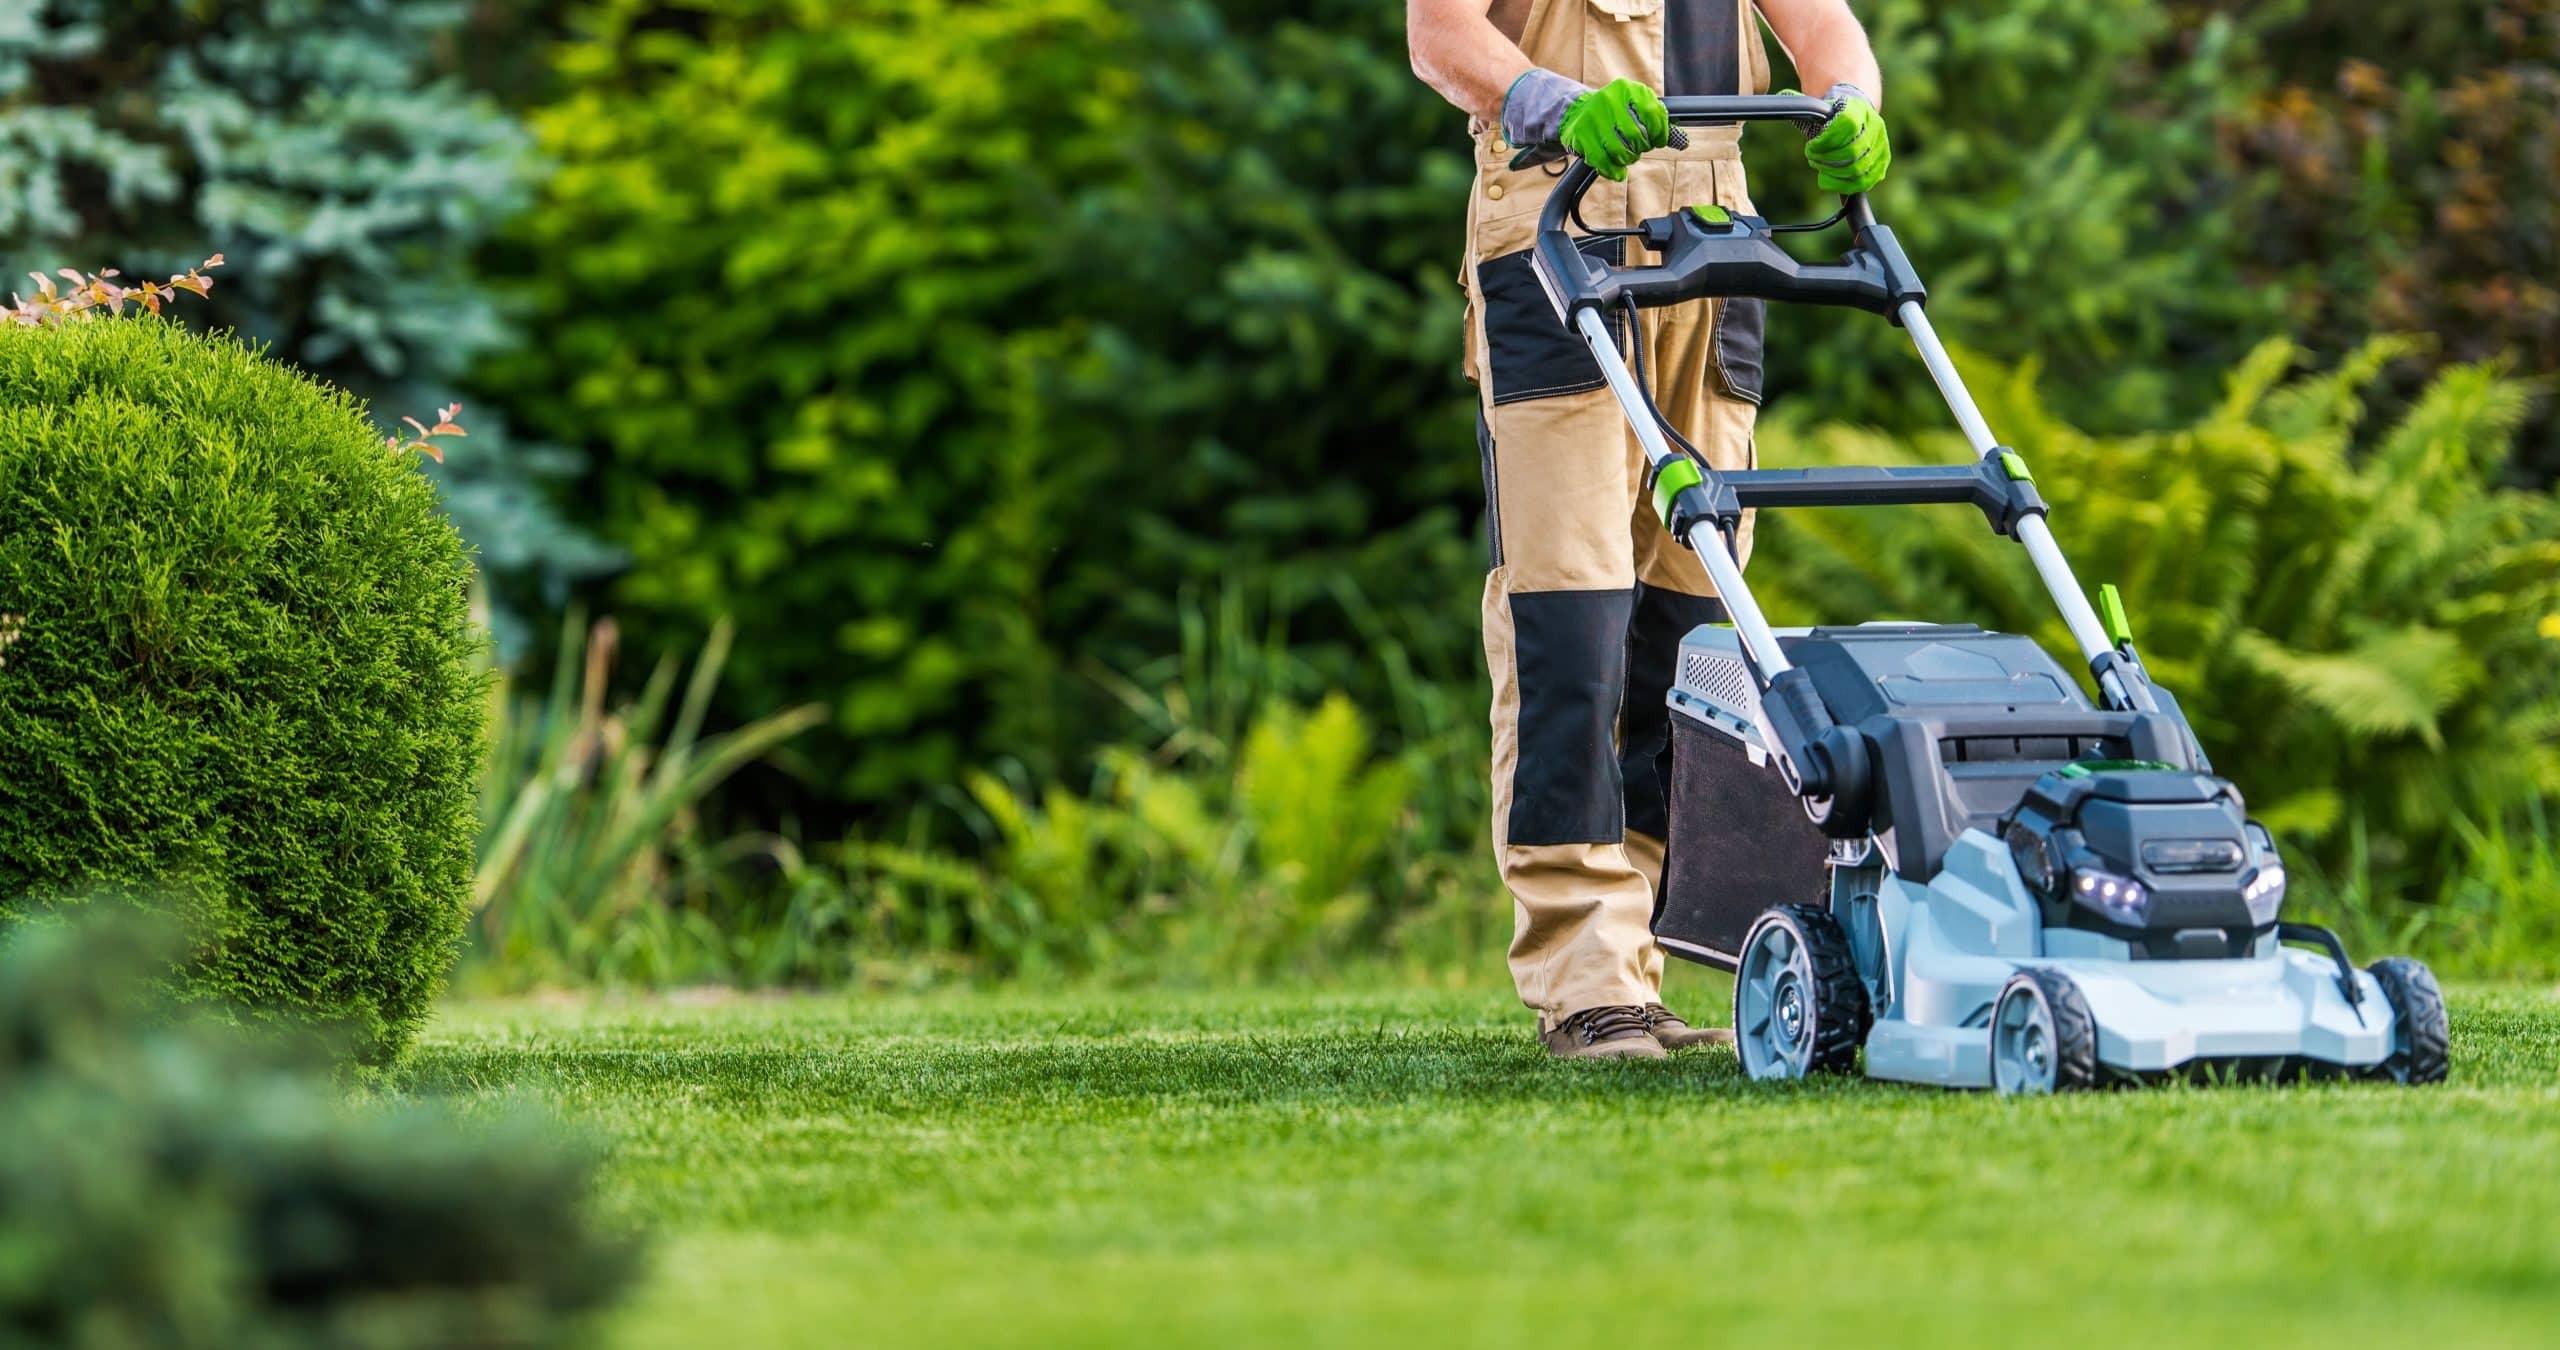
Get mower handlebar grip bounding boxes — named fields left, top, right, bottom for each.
left=1662, top=93, right=1837, bottom=130
left=1530, top=94, right=1912, bottom=323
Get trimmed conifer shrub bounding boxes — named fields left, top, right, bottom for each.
left=0, top=317, right=483, bottom=1065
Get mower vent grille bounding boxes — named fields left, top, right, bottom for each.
left=1680, top=650, right=1754, bottom=712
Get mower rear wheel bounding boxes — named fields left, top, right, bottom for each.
left=1990, top=968, right=2098, bottom=1095
left=1733, top=904, right=1870, bottom=1080
left=2364, top=957, right=2450, bottom=1085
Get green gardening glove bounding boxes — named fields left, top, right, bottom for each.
left=1559, top=77, right=1673, bottom=181
left=1795, top=83, right=1891, bottom=195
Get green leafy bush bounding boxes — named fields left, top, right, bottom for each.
left=483, top=0, right=1482, bottom=815
left=1753, top=339, right=2560, bottom=878
left=0, top=916, right=636, bottom=1348
left=853, top=689, right=1489, bottom=981
left=1036, top=0, right=1481, bottom=709
left=0, top=0, right=617, bottom=643
left=0, top=318, right=484, bottom=1064
left=481, top=0, right=1127, bottom=807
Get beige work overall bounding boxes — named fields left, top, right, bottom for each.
left=1463, top=0, right=1772, bottom=1028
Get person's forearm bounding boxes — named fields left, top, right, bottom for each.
left=1762, top=0, right=1882, bottom=106
left=1407, top=0, right=1536, bottom=126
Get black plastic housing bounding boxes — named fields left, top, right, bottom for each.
left=1775, top=624, right=2203, bottom=876
left=2000, top=766, right=2283, bottom=958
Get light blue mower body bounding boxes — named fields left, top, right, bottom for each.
left=1654, top=624, right=2440, bottom=1093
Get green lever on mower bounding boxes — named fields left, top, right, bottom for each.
left=2097, top=583, right=2134, bottom=649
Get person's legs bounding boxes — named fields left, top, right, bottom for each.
left=1463, top=138, right=1758, bottom=1055
left=1478, top=387, right=1663, bottom=1045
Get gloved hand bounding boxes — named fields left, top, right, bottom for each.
left=1795, top=83, right=1891, bottom=194
left=1502, top=70, right=1671, bottom=181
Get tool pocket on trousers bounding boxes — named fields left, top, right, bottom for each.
left=1477, top=238, right=1626, bottom=407
left=1712, top=295, right=1766, bottom=404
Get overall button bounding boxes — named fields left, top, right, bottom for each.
left=1486, top=182, right=1506, bottom=201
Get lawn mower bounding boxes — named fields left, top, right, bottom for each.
left=1532, top=94, right=2451, bottom=1092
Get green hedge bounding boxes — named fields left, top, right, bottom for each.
left=0, top=319, right=483, bottom=1065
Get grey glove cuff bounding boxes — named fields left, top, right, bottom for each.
left=1501, top=67, right=1589, bottom=148
left=1805, top=83, right=1870, bottom=137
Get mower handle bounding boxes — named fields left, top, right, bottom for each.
left=1529, top=94, right=1924, bottom=324
left=1665, top=92, right=1839, bottom=130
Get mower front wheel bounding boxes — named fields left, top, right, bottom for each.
left=1733, top=904, right=1870, bottom=1080
left=2364, top=957, right=2450, bottom=1085
left=1990, top=968, right=2098, bottom=1095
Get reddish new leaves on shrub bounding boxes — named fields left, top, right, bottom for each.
left=10, top=254, right=461, bottom=466
left=6, top=257, right=224, bottom=326
left=386, top=403, right=467, bottom=464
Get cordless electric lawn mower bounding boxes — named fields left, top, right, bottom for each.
left=1533, top=94, right=2452, bottom=1093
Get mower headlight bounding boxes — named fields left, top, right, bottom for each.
left=2073, top=866, right=2149, bottom=923
left=2242, top=864, right=2286, bottom=907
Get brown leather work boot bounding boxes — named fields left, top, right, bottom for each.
left=1541, top=1005, right=1667, bottom=1060
left=1642, top=1003, right=1737, bottom=1050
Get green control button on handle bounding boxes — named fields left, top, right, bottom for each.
left=2098, top=583, right=2134, bottom=648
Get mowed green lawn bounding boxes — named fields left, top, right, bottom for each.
left=415, top=982, right=2560, bottom=1349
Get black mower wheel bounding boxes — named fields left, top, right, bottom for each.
left=1989, top=968, right=2098, bottom=1095
left=2364, top=957, right=2450, bottom=1085
left=1733, top=903, right=1870, bottom=1080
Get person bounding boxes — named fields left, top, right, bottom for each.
left=1406, top=0, right=1892, bottom=1059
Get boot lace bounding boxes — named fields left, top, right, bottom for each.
left=1565, top=1004, right=1652, bottom=1045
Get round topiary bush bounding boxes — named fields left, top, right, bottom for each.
left=0, top=317, right=482, bottom=1064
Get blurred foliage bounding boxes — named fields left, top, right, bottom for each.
left=2212, top=0, right=2560, bottom=476
left=480, top=0, right=1478, bottom=816
left=1039, top=0, right=1480, bottom=712
left=1753, top=341, right=2560, bottom=880
left=850, top=692, right=1480, bottom=981
left=0, top=916, right=636, bottom=1348
left=460, top=584, right=1493, bottom=988
left=1743, top=0, right=2275, bottom=432
left=0, top=318, right=484, bottom=1067
left=467, top=611, right=825, bottom=991
left=480, top=0, right=1119, bottom=810
left=0, top=0, right=617, bottom=649
left=450, top=0, right=2560, bottom=980
left=849, top=585, right=1494, bottom=982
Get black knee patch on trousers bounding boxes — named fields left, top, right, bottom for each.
left=1621, top=584, right=1730, bottom=840
left=1507, top=588, right=1637, bottom=846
